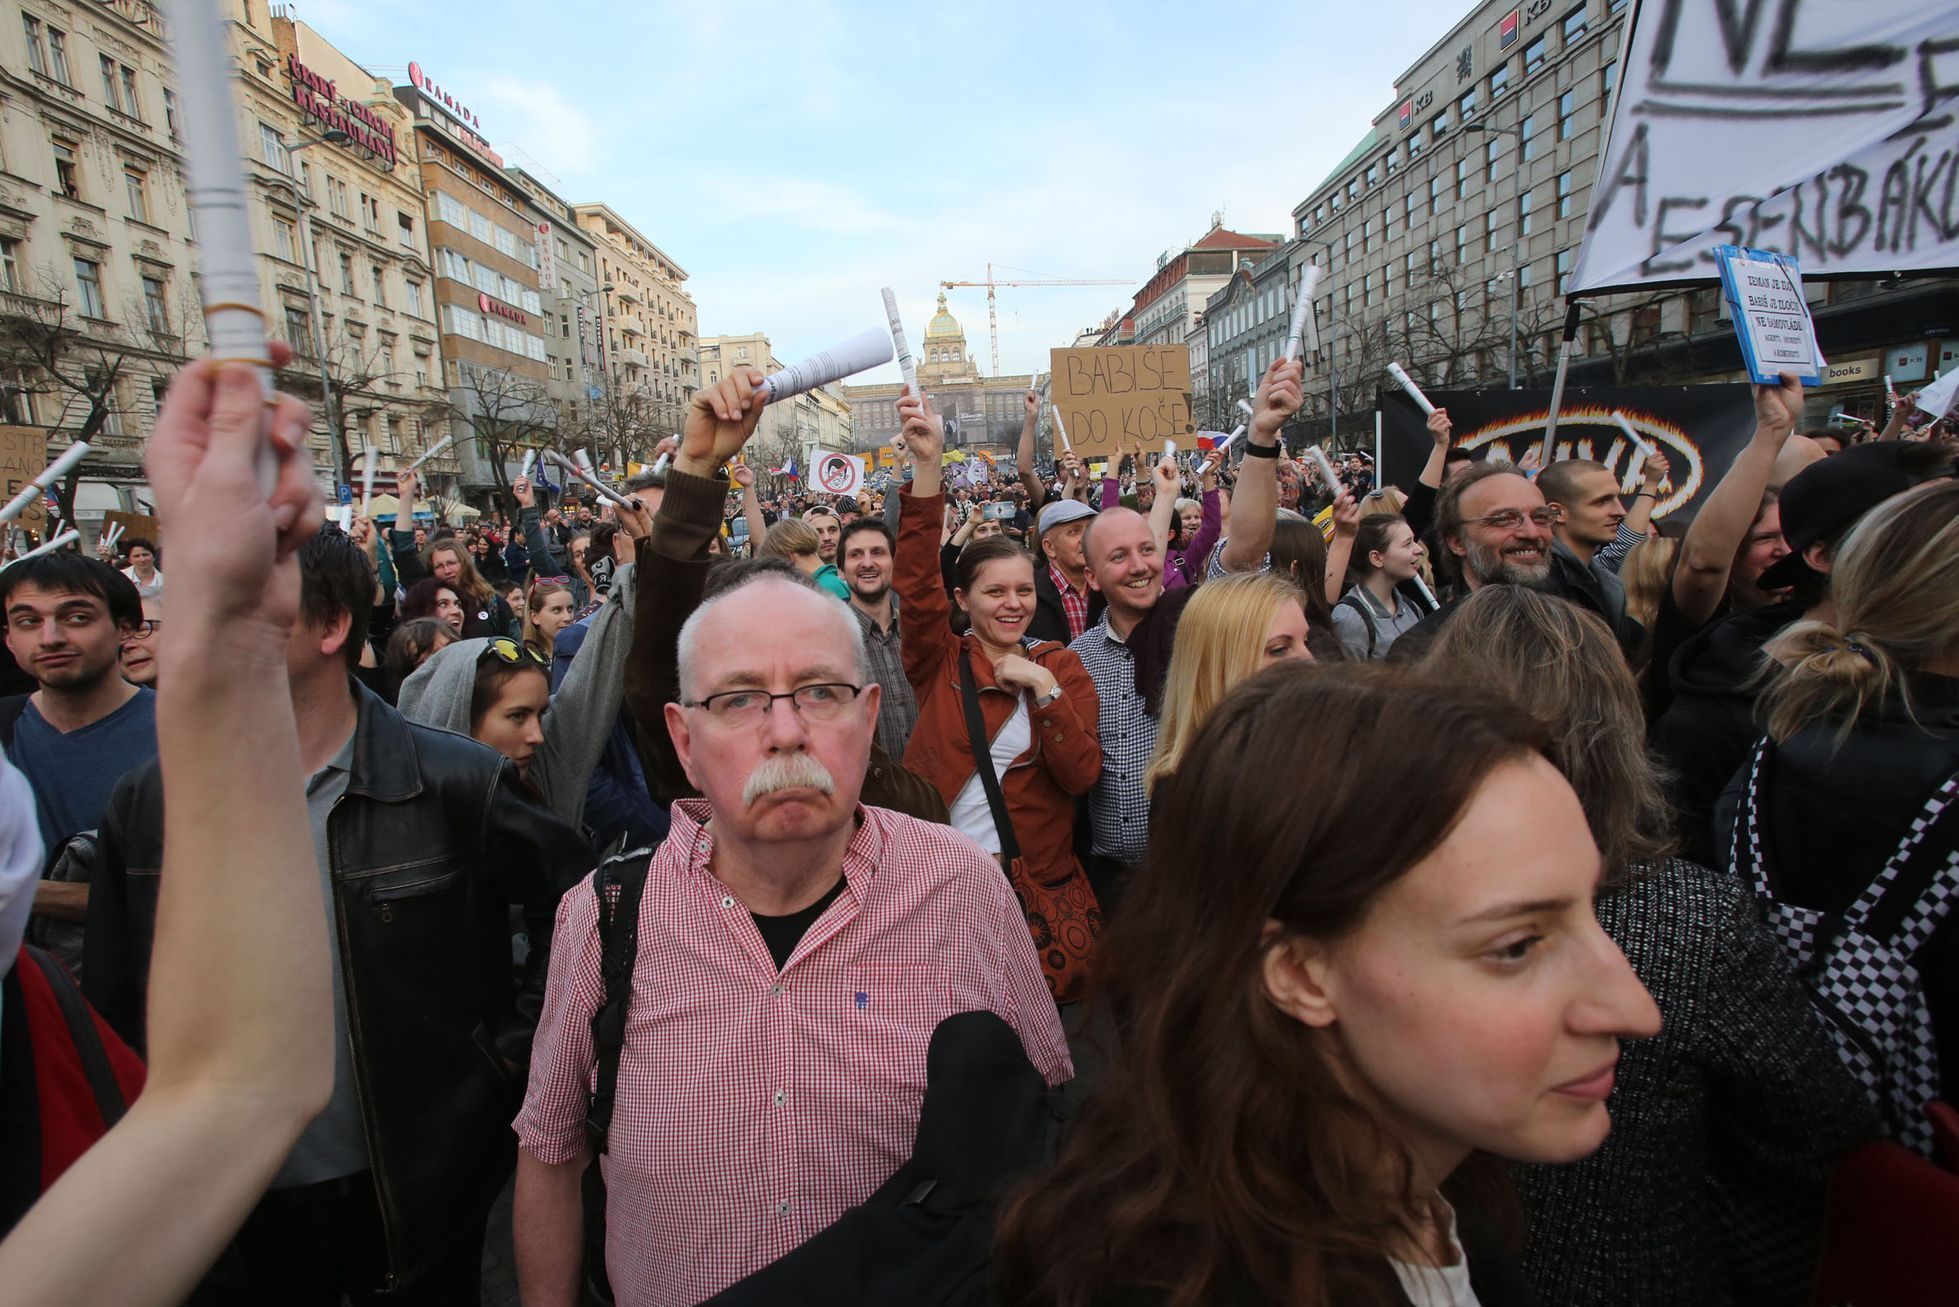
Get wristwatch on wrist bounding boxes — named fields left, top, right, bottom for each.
left=1033, top=682, right=1064, bottom=708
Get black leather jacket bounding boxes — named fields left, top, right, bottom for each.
left=84, top=682, right=591, bottom=1285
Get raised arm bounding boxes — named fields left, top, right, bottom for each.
left=1148, top=455, right=1179, bottom=558
left=0, top=355, right=330, bottom=1307
left=1323, top=488, right=1360, bottom=605
left=1218, top=357, right=1300, bottom=573
left=734, top=462, right=767, bottom=550
left=389, top=468, right=427, bottom=585
left=1016, top=387, right=1045, bottom=503
left=895, top=387, right=957, bottom=691
left=1598, top=448, right=1669, bottom=574
left=1672, top=375, right=1803, bottom=629
left=622, top=370, right=767, bottom=805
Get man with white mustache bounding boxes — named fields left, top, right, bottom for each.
left=512, top=372, right=1070, bottom=1307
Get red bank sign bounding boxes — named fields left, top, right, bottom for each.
left=286, top=55, right=398, bottom=168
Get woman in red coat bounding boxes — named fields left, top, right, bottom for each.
left=893, top=389, right=1102, bottom=999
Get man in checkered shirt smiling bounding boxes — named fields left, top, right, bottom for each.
left=511, top=369, right=1071, bottom=1307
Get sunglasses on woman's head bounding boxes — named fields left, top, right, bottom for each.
left=482, top=637, right=549, bottom=668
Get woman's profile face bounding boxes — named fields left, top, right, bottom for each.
left=1274, top=755, right=1658, bottom=1176
left=474, top=669, right=549, bottom=776
left=1376, top=522, right=1423, bottom=583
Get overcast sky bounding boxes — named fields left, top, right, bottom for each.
left=298, top=0, right=1474, bottom=382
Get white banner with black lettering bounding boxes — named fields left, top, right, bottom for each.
left=1568, top=0, right=1959, bottom=296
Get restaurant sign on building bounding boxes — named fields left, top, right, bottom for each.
left=285, top=55, right=398, bottom=168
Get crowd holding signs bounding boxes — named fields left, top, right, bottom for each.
left=0, top=1, right=1957, bottom=1306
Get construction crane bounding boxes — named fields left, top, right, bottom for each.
left=940, top=263, right=1132, bottom=376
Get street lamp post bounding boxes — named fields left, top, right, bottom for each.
left=1464, top=123, right=1526, bottom=390
left=280, top=131, right=351, bottom=484
left=1303, top=239, right=1337, bottom=443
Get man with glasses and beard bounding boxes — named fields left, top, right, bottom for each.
left=1391, top=462, right=1641, bottom=661
left=512, top=375, right=1069, bottom=1307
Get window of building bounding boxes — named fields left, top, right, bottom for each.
left=1406, top=192, right=1419, bottom=223
left=1430, top=110, right=1450, bottom=141
left=1524, top=35, right=1548, bottom=75
left=1459, top=89, right=1477, bottom=121
left=1409, top=128, right=1425, bottom=158
left=1520, top=113, right=1538, bottom=162
left=1485, top=138, right=1502, bottom=184
left=141, top=275, right=168, bottom=332
left=101, top=56, right=123, bottom=112
left=338, top=252, right=354, bottom=295
left=1490, top=63, right=1510, bottom=100
left=0, top=238, right=19, bottom=292
left=1429, top=237, right=1443, bottom=269
left=1518, top=262, right=1534, bottom=291
left=52, top=138, right=81, bottom=199
left=361, top=193, right=381, bottom=233
left=1518, top=189, right=1534, bottom=237
left=1406, top=250, right=1419, bottom=276
left=272, top=218, right=295, bottom=261
left=1382, top=202, right=1394, bottom=240
left=1346, top=179, right=1359, bottom=204
left=1362, top=216, right=1374, bottom=252
left=1556, top=170, right=1575, bottom=218
left=1563, top=5, right=1588, bottom=44
left=1600, top=61, right=1616, bottom=115
left=1385, top=146, right=1401, bottom=175
left=1365, top=164, right=1379, bottom=188
left=73, top=257, right=104, bottom=318
left=1429, top=175, right=1445, bottom=216
left=259, top=122, right=287, bottom=172
left=1485, top=210, right=1501, bottom=255
left=397, top=212, right=416, bottom=249
left=405, top=279, right=423, bottom=317
left=164, top=87, right=180, bottom=139
left=1555, top=248, right=1573, bottom=294
left=1558, top=90, right=1578, bottom=139
left=284, top=306, right=311, bottom=356
left=370, top=264, right=386, bottom=307
left=1456, top=158, right=1472, bottom=200
left=22, top=15, right=46, bottom=76
left=1383, top=264, right=1394, bottom=297
left=1456, top=224, right=1468, bottom=261
left=327, top=176, right=349, bottom=218
left=124, top=167, right=150, bottom=223
left=46, top=25, right=71, bottom=86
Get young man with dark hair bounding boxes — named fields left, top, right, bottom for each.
left=85, top=523, right=591, bottom=1303
left=1, top=556, right=156, bottom=946
left=801, top=504, right=842, bottom=564
left=836, top=516, right=916, bottom=758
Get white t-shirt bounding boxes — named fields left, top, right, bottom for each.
left=1388, top=1203, right=1480, bottom=1307
left=947, top=698, right=1031, bottom=854
left=121, top=565, right=163, bottom=597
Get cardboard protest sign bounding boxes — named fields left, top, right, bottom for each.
left=0, top=426, right=49, bottom=533
left=1048, top=345, right=1195, bottom=459
left=99, top=510, right=160, bottom=547
left=1713, top=245, right=1822, bottom=386
left=1377, top=383, right=1760, bottom=521
left=1568, top=1, right=1959, bottom=295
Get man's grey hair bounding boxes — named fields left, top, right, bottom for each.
left=675, top=571, right=871, bottom=703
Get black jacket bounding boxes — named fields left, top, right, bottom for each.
left=1028, top=560, right=1104, bottom=646
left=1648, top=600, right=1801, bottom=864
left=1714, top=674, right=1959, bottom=1108
left=84, top=683, right=591, bottom=1283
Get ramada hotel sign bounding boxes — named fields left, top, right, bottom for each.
left=478, top=292, right=527, bottom=327
left=286, top=55, right=398, bottom=168
left=407, top=61, right=504, bottom=168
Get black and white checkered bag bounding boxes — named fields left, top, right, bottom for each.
left=1733, top=742, right=1958, bottom=1157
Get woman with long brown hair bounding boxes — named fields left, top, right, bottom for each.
left=1426, top=586, right=1875, bottom=1306
left=997, top=664, right=1658, bottom=1305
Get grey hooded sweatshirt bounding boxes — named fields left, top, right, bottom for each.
left=397, top=562, right=636, bottom=831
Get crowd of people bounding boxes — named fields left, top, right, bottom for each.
left=0, top=338, right=1952, bottom=1307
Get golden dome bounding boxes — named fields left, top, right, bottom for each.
left=925, top=291, right=962, bottom=338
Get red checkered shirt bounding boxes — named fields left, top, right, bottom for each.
left=514, top=800, right=1072, bottom=1307
left=1048, top=562, right=1090, bottom=641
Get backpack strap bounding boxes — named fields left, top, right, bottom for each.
left=25, top=946, right=127, bottom=1131
left=582, top=846, right=653, bottom=1156
left=1842, top=769, right=1959, bottom=960
left=1337, top=592, right=1380, bottom=658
